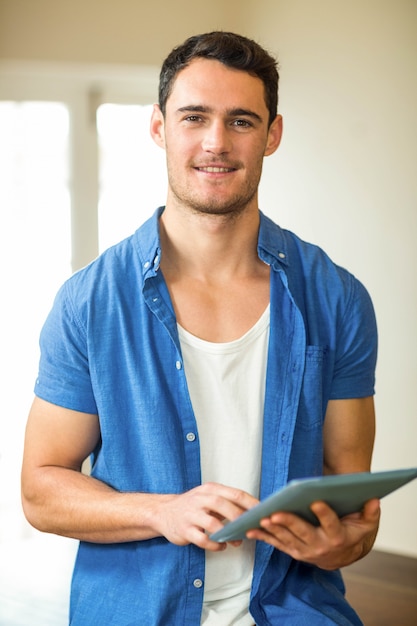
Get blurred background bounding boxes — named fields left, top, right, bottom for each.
left=0, top=1, right=416, bottom=623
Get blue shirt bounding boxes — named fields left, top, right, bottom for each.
left=35, top=209, right=377, bottom=625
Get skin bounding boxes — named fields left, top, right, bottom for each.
left=21, top=58, right=380, bottom=567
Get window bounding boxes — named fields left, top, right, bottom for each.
left=0, top=100, right=73, bottom=625
left=0, top=101, right=71, bottom=539
left=0, top=62, right=161, bottom=625
left=97, top=103, right=167, bottom=251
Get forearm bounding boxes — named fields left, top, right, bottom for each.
left=22, top=467, right=260, bottom=551
left=22, top=466, right=170, bottom=543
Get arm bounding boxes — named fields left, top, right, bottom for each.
left=246, top=397, right=380, bottom=568
left=322, top=396, right=375, bottom=475
left=321, top=396, right=380, bottom=559
left=21, top=397, right=258, bottom=550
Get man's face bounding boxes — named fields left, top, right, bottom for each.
left=151, top=58, right=282, bottom=217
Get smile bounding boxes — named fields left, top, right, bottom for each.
left=196, top=166, right=235, bottom=173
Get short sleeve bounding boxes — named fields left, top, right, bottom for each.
left=34, top=281, right=98, bottom=414
left=330, top=277, right=378, bottom=399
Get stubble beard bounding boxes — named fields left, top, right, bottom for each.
left=171, top=185, right=258, bottom=219
left=166, top=160, right=263, bottom=220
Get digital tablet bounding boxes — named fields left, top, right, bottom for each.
left=210, top=467, right=417, bottom=542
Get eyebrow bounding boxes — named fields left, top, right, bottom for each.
left=176, top=105, right=264, bottom=124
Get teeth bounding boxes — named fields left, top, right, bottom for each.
left=199, top=166, right=232, bottom=173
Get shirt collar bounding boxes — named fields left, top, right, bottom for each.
left=135, top=207, right=164, bottom=280
left=135, top=207, right=289, bottom=281
left=258, top=211, right=289, bottom=268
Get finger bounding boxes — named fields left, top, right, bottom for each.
left=362, top=498, right=381, bottom=520
left=245, top=526, right=284, bottom=549
left=308, top=501, right=342, bottom=533
left=202, top=483, right=260, bottom=514
left=260, top=514, right=317, bottom=549
left=309, top=498, right=380, bottom=529
left=246, top=522, right=309, bottom=558
left=195, top=533, right=228, bottom=552
left=262, top=510, right=320, bottom=544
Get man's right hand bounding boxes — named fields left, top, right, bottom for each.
left=154, top=482, right=259, bottom=551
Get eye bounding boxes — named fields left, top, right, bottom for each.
left=184, top=115, right=203, bottom=123
left=232, top=119, right=253, bottom=128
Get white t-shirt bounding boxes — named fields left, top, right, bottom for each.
left=178, top=305, right=270, bottom=625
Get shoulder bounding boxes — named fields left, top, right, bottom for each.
left=65, top=208, right=162, bottom=304
left=64, top=235, right=137, bottom=304
left=260, top=212, right=360, bottom=295
left=260, top=213, right=376, bottom=335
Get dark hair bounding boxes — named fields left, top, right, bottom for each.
left=158, top=31, right=279, bottom=127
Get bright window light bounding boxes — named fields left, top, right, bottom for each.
left=0, top=101, right=71, bottom=541
left=97, top=103, right=167, bottom=252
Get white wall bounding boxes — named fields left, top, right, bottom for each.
left=0, top=0, right=252, bottom=65
left=251, top=0, right=417, bottom=556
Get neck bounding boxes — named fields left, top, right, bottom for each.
left=159, top=202, right=262, bottom=281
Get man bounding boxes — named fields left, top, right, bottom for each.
left=21, top=32, right=380, bottom=625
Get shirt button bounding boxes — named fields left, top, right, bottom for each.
left=175, top=360, right=182, bottom=370
left=143, top=261, right=150, bottom=269
left=186, top=432, right=196, bottom=442
left=193, top=578, right=203, bottom=589
left=278, top=252, right=286, bottom=259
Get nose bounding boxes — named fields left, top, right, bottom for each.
left=201, top=120, right=231, bottom=155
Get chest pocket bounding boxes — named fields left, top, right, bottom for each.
left=288, top=346, right=327, bottom=478
left=297, top=345, right=326, bottom=430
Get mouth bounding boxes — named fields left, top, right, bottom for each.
left=195, top=166, right=237, bottom=173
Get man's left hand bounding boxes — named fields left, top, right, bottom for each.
left=246, top=498, right=380, bottom=570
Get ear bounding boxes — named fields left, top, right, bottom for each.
left=264, top=114, right=283, bottom=157
left=150, top=104, right=166, bottom=149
